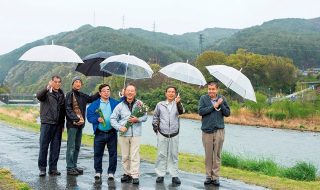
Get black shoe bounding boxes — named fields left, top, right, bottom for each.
left=132, top=178, right=139, bottom=185
left=204, top=178, right=212, bottom=185
left=156, top=176, right=164, bottom=183
left=39, top=170, right=46, bottom=177
left=212, top=179, right=220, bottom=186
left=67, top=168, right=79, bottom=176
left=48, top=170, right=61, bottom=176
left=121, top=174, right=132, bottom=183
left=75, top=167, right=83, bottom=175
left=172, top=177, right=181, bottom=185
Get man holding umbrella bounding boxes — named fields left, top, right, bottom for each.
left=65, top=76, right=100, bottom=175
left=198, top=81, right=230, bottom=186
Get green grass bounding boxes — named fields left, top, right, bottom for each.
left=0, top=168, right=31, bottom=190
left=1, top=110, right=320, bottom=190
left=222, top=152, right=316, bottom=181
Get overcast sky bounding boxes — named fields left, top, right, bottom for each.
left=0, top=0, right=319, bottom=55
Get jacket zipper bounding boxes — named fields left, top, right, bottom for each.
left=131, top=103, right=133, bottom=137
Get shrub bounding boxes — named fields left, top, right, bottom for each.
left=266, top=111, right=287, bottom=120
left=281, top=162, right=317, bottom=181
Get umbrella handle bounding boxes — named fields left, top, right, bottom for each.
left=123, top=63, right=128, bottom=89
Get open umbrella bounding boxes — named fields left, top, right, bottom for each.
left=75, top=51, right=114, bottom=77
left=100, top=54, right=153, bottom=86
left=19, top=44, right=83, bottom=63
left=159, top=62, right=206, bottom=86
left=206, top=65, right=256, bottom=102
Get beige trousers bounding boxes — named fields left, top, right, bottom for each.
left=119, top=136, right=141, bottom=178
left=202, top=129, right=225, bottom=180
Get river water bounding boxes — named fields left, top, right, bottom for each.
left=83, top=116, right=320, bottom=172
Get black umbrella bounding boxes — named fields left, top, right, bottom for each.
left=75, top=51, right=114, bottom=77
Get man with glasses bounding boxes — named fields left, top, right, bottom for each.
left=37, top=75, right=65, bottom=176
left=87, top=84, right=122, bottom=180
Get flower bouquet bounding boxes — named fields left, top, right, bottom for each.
left=96, top=108, right=106, bottom=127
left=124, top=100, right=148, bottom=130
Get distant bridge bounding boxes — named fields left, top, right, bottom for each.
left=0, top=93, right=38, bottom=105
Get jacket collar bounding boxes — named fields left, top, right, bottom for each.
left=124, top=98, right=136, bottom=105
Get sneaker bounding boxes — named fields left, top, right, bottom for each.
left=156, top=176, right=164, bottom=183
left=67, top=168, right=79, bottom=176
left=121, top=174, right=132, bottom=183
left=48, top=170, right=61, bottom=176
left=132, top=178, right=139, bottom=185
left=75, top=167, right=83, bottom=175
left=94, top=173, right=101, bottom=180
left=39, top=170, right=46, bottom=177
left=204, top=177, right=212, bottom=185
left=212, top=179, right=220, bottom=186
left=172, top=177, right=181, bottom=185
left=108, top=173, right=114, bottom=180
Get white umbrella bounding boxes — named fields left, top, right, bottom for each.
left=159, top=62, right=206, bottom=86
left=100, top=54, right=153, bottom=80
left=206, top=65, right=256, bottom=102
left=19, top=44, right=83, bottom=63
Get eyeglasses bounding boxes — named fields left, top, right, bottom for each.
left=101, top=89, right=110, bottom=92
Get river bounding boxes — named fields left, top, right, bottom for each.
left=83, top=116, right=320, bottom=172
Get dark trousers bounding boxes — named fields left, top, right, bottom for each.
left=94, top=129, right=117, bottom=174
left=66, top=127, right=83, bottom=169
left=38, top=123, right=62, bottom=171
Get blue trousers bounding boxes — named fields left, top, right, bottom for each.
left=94, top=129, right=117, bottom=174
left=38, top=123, right=62, bottom=171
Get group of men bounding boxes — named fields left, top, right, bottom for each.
left=36, top=75, right=230, bottom=186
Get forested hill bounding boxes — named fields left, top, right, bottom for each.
left=210, top=17, right=320, bottom=68
left=120, top=27, right=239, bottom=52
left=0, top=25, right=237, bottom=84
left=1, top=17, right=320, bottom=92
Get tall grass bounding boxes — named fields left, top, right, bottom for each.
left=222, top=152, right=317, bottom=181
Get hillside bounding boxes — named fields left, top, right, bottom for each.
left=210, top=18, right=320, bottom=68
left=1, top=17, right=320, bottom=92
left=121, top=27, right=239, bottom=52
left=0, top=25, right=195, bottom=88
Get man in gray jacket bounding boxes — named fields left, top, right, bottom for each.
left=152, top=86, right=184, bottom=185
left=198, top=81, right=230, bottom=186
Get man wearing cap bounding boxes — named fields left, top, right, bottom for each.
left=65, top=76, right=100, bottom=175
left=37, top=75, right=65, bottom=177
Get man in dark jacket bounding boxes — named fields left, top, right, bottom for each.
left=37, top=75, right=65, bottom=177
left=65, top=76, right=100, bottom=175
left=198, top=81, right=230, bottom=186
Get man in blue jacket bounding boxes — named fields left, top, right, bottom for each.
left=198, top=81, right=230, bottom=186
left=87, top=84, right=121, bottom=180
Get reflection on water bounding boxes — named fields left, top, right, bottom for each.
left=83, top=115, right=320, bottom=172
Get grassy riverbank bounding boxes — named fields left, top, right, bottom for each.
left=182, top=108, right=320, bottom=132
left=0, top=168, right=31, bottom=190
left=0, top=106, right=320, bottom=190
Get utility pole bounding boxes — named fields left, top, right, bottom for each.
left=93, top=10, right=96, bottom=27
left=122, top=15, right=126, bottom=29
left=152, top=21, right=158, bottom=64
left=199, top=34, right=204, bottom=55
left=153, top=21, right=156, bottom=33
